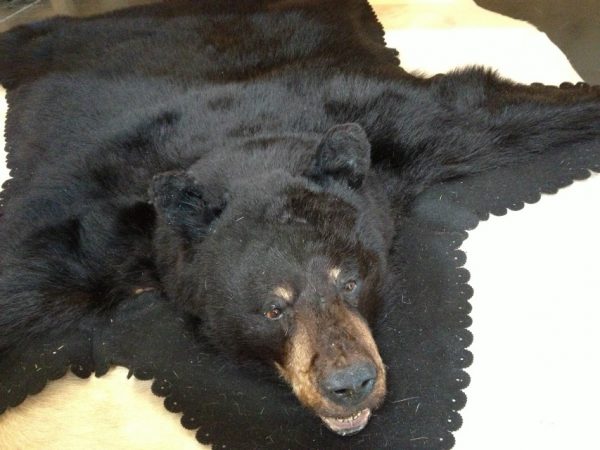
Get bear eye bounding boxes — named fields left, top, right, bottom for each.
left=343, top=280, right=357, bottom=292
left=265, top=306, right=283, bottom=320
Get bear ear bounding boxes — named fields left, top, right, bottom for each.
left=150, top=171, right=225, bottom=239
left=306, top=123, right=371, bottom=189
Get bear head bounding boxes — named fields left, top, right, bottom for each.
left=150, top=123, right=393, bottom=436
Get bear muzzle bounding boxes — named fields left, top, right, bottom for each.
left=274, top=304, right=386, bottom=436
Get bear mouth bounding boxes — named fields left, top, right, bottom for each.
left=320, top=408, right=371, bottom=436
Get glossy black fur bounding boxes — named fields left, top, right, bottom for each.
left=1, top=0, right=600, bottom=361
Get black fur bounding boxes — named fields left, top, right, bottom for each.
left=306, top=123, right=371, bottom=189
left=1, top=0, right=599, bottom=365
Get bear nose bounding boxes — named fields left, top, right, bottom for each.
left=321, top=362, right=377, bottom=405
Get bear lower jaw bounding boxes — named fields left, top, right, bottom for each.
left=320, top=408, right=371, bottom=436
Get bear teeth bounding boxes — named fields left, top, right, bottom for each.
left=337, top=409, right=365, bottom=422
left=320, top=408, right=371, bottom=436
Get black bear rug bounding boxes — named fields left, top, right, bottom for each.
left=1, top=1, right=599, bottom=449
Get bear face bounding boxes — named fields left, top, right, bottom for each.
left=151, top=124, right=392, bottom=435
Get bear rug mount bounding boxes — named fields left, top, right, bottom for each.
left=0, top=1, right=599, bottom=449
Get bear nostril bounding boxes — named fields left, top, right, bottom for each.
left=334, top=388, right=351, bottom=396
left=322, top=362, right=377, bottom=405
